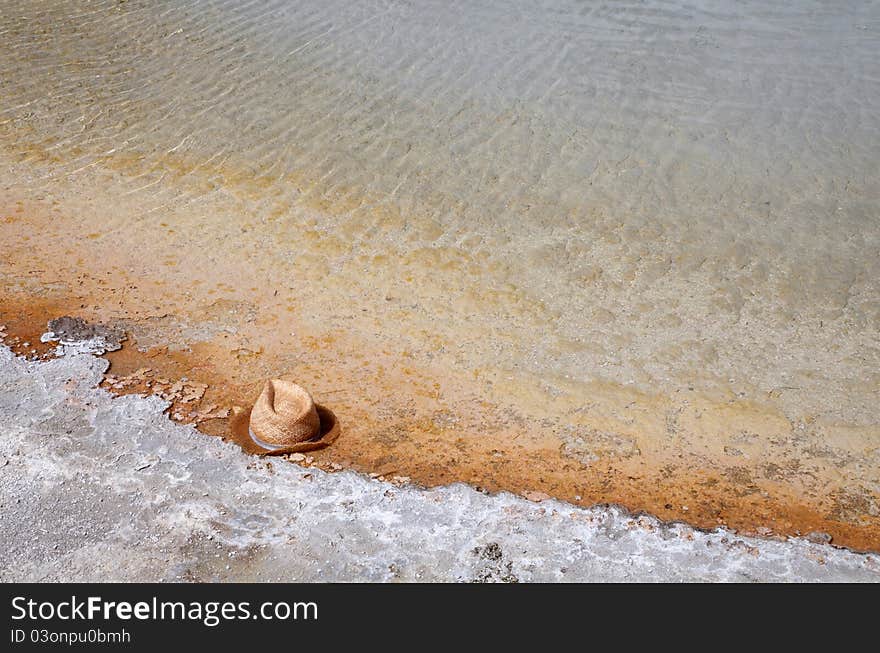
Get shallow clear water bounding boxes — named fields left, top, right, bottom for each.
left=1, top=0, right=879, bottom=423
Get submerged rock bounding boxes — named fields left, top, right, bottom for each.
left=40, top=315, right=126, bottom=356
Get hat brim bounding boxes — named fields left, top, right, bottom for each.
left=230, top=403, right=340, bottom=456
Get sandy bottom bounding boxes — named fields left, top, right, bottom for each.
left=2, top=193, right=879, bottom=552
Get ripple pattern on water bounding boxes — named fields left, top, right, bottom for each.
left=1, top=0, right=879, bottom=422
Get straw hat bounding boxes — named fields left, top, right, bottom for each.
left=231, top=379, right=340, bottom=455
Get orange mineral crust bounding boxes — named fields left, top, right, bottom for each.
left=2, top=200, right=878, bottom=552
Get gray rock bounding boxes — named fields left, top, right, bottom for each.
left=40, top=315, right=126, bottom=356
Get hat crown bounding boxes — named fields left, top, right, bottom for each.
left=249, top=379, right=321, bottom=446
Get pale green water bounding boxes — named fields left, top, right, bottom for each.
left=1, top=0, right=879, bottom=424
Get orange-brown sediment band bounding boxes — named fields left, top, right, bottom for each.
left=2, top=291, right=879, bottom=552
left=1, top=195, right=879, bottom=553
